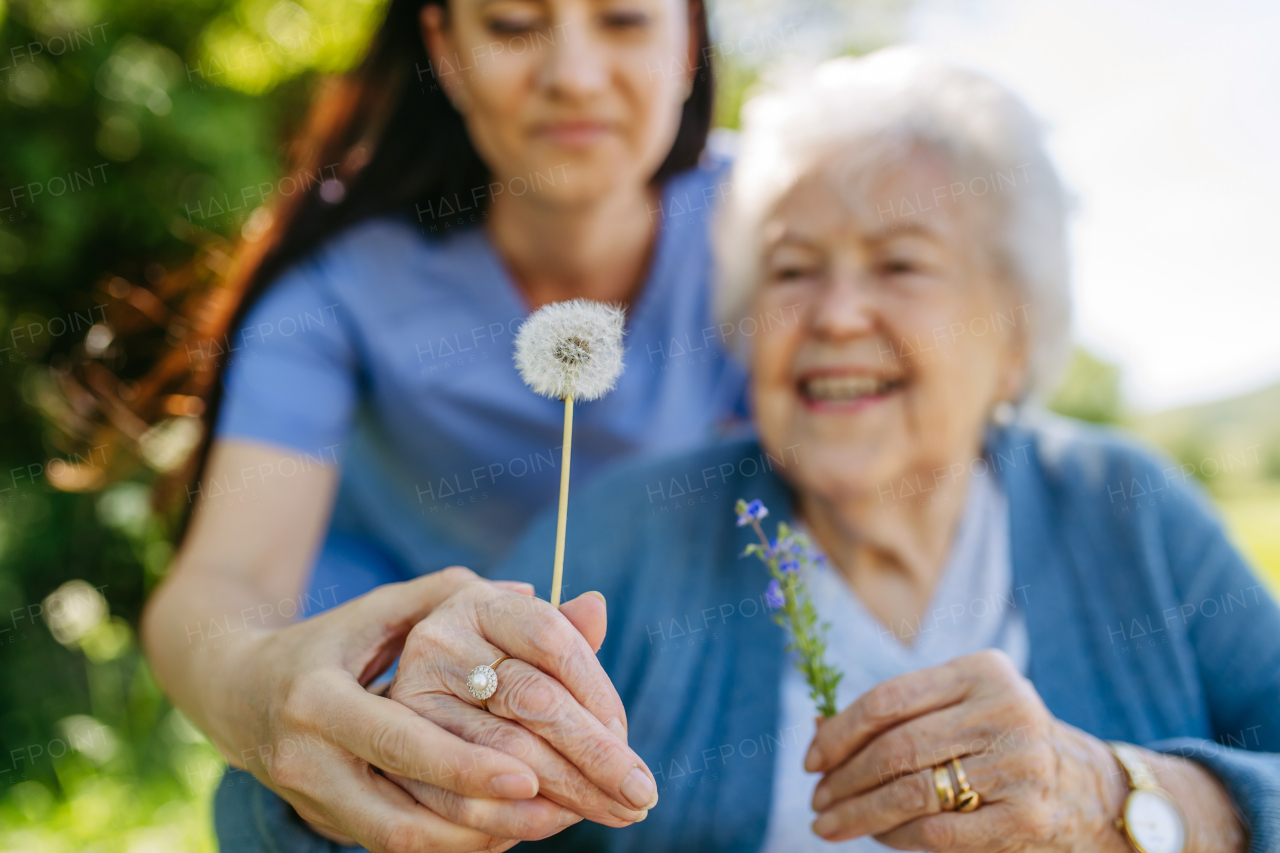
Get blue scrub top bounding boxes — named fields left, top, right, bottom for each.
left=214, top=159, right=748, bottom=609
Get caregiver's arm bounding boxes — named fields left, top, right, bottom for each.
left=141, top=441, right=581, bottom=850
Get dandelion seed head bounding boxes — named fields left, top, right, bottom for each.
left=553, top=335, right=592, bottom=366
left=514, top=299, right=626, bottom=401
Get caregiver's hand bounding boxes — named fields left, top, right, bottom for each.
left=804, top=650, right=1246, bottom=853
left=388, top=583, right=658, bottom=832
left=144, top=441, right=573, bottom=852
left=200, top=569, right=565, bottom=850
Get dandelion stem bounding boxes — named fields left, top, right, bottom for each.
left=551, top=395, right=574, bottom=607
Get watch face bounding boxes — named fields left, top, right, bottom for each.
left=1125, top=789, right=1187, bottom=853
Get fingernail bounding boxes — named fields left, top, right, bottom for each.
left=804, top=744, right=822, bottom=773
left=585, top=590, right=606, bottom=605
left=608, top=800, right=648, bottom=822
left=812, top=812, right=838, bottom=838
left=621, top=766, right=657, bottom=810
left=605, top=716, right=628, bottom=742
left=558, top=808, right=583, bottom=827
left=812, top=786, right=831, bottom=811
left=489, top=773, right=537, bottom=799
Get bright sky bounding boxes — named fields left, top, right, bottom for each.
left=903, top=0, right=1280, bottom=411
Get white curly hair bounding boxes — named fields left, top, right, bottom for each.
left=714, top=47, right=1072, bottom=401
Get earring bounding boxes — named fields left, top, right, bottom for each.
left=991, top=401, right=1017, bottom=426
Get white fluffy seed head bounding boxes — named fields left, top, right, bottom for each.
left=513, top=299, right=626, bottom=401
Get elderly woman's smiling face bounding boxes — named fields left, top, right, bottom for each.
left=751, top=147, right=1028, bottom=502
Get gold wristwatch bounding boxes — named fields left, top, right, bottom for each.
left=1107, top=742, right=1187, bottom=853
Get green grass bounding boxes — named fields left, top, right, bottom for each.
left=0, top=773, right=219, bottom=853
left=1219, top=492, right=1280, bottom=594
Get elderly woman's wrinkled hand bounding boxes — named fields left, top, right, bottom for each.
left=387, top=579, right=657, bottom=843
left=805, top=649, right=1128, bottom=852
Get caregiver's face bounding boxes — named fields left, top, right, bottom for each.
left=423, top=0, right=695, bottom=205
left=751, top=148, right=1027, bottom=502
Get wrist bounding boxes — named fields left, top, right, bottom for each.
left=1087, top=735, right=1138, bottom=852
left=1146, top=751, right=1247, bottom=853
left=193, top=627, right=277, bottom=765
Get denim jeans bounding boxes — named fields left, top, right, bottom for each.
left=214, top=767, right=368, bottom=853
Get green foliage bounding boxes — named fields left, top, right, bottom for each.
left=1048, top=347, right=1123, bottom=424
left=712, top=59, right=756, bottom=131
left=0, top=0, right=371, bottom=845
left=1127, top=376, right=1280, bottom=498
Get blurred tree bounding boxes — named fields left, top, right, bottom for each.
left=1265, top=436, right=1280, bottom=482
left=1048, top=347, right=1123, bottom=424
left=0, top=0, right=381, bottom=843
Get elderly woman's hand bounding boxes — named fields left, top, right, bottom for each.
left=181, top=566, right=572, bottom=853
left=804, top=650, right=1131, bottom=851
left=387, top=579, right=658, bottom=843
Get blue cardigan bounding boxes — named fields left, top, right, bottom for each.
left=493, top=417, right=1280, bottom=853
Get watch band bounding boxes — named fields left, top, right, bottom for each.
left=1108, top=741, right=1160, bottom=790
left=1107, top=741, right=1188, bottom=853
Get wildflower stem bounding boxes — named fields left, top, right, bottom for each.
left=550, top=395, right=574, bottom=607
left=750, top=513, right=839, bottom=717
left=748, top=519, right=771, bottom=555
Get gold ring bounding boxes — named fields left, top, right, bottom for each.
left=951, top=757, right=982, bottom=812
left=467, top=655, right=512, bottom=712
left=933, top=764, right=956, bottom=811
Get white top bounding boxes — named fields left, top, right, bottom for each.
left=760, top=473, right=1029, bottom=852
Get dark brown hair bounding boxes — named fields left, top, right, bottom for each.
left=52, top=0, right=714, bottom=532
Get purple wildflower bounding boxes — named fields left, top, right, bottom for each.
left=765, top=578, right=785, bottom=608
left=772, top=535, right=803, bottom=555
left=734, top=503, right=842, bottom=718
left=736, top=499, right=769, bottom=527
